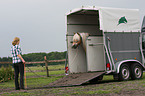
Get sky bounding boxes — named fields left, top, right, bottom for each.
left=0, top=0, right=145, bottom=57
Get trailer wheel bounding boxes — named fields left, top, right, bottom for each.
left=131, top=64, right=143, bottom=80
left=118, top=64, right=130, bottom=81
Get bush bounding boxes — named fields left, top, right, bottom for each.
left=0, top=65, right=14, bottom=82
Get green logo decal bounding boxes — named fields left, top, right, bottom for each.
left=118, top=16, right=127, bottom=25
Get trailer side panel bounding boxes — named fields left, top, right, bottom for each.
left=105, top=32, right=142, bottom=64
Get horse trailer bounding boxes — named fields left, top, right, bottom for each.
left=49, top=6, right=145, bottom=86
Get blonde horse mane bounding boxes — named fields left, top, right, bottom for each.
left=72, top=32, right=89, bottom=51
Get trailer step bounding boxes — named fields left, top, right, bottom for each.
left=48, top=72, right=105, bottom=87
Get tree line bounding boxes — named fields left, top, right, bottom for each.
left=0, top=51, right=67, bottom=67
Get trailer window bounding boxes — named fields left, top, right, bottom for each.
left=142, top=33, right=145, bottom=49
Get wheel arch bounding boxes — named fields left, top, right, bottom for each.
left=116, top=60, right=143, bottom=74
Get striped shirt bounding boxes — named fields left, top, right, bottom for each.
left=11, top=45, right=22, bottom=63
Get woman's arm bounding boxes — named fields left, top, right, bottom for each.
left=17, top=54, right=25, bottom=64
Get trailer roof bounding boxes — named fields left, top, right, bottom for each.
left=67, top=6, right=141, bottom=32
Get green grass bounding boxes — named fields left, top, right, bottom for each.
left=71, top=90, right=111, bottom=95
left=1, top=74, right=145, bottom=96
left=25, top=65, right=65, bottom=71
left=25, top=64, right=65, bottom=77
left=25, top=70, right=65, bottom=77
left=0, top=65, right=65, bottom=90
left=0, top=80, right=14, bottom=88
left=1, top=65, right=145, bottom=96
left=103, top=75, right=114, bottom=80
left=0, top=76, right=64, bottom=89
left=27, top=76, right=64, bottom=88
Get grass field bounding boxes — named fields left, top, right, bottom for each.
left=25, top=64, right=65, bottom=71
left=25, top=65, right=65, bottom=76
left=0, top=64, right=145, bottom=96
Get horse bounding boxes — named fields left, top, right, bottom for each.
left=72, top=32, right=89, bottom=51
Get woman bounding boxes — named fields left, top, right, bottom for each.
left=11, top=37, right=25, bottom=90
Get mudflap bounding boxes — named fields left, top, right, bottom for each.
left=48, top=71, right=105, bottom=87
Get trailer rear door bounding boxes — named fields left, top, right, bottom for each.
left=86, top=36, right=106, bottom=72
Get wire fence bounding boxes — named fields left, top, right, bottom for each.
left=0, top=56, right=66, bottom=77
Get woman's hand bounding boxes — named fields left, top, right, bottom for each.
left=17, top=54, right=26, bottom=64
left=22, top=59, right=26, bottom=64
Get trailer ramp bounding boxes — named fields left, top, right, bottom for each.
left=49, top=72, right=105, bottom=87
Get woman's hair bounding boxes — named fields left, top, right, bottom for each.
left=12, top=37, right=20, bottom=46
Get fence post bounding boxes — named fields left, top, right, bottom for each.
left=44, top=56, right=49, bottom=77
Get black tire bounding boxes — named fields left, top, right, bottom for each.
left=118, top=64, right=130, bottom=81
left=131, top=64, right=143, bottom=80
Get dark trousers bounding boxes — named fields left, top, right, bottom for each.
left=13, top=62, right=24, bottom=89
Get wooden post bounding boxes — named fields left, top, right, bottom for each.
left=44, top=56, right=49, bottom=77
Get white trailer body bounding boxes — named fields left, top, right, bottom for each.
left=49, top=6, right=145, bottom=87
left=66, top=6, right=145, bottom=81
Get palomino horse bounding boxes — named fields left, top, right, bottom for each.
left=72, top=32, right=89, bottom=51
